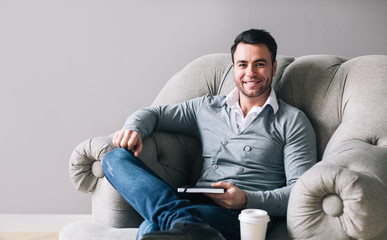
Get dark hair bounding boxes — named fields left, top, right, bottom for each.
left=231, top=29, right=277, bottom=64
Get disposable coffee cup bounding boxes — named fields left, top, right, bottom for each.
left=239, top=209, right=270, bottom=240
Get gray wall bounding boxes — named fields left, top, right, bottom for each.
left=1, top=0, right=386, bottom=214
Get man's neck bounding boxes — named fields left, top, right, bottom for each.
left=239, top=91, right=270, bottom=117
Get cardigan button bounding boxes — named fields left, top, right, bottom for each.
left=244, top=145, right=251, bottom=152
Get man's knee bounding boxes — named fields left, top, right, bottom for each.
left=102, top=148, right=132, bottom=176
left=137, top=220, right=160, bottom=239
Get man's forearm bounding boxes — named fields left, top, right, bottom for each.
left=123, top=107, right=161, bottom=139
left=123, top=97, right=204, bottom=139
left=245, top=185, right=292, bottom=216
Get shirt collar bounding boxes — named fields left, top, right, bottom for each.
left=224, top=87, right=279, bottom=115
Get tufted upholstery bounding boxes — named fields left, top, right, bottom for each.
left=285, top=55, right=387, bottom=239
left=68, top=53, right=387, bottom=239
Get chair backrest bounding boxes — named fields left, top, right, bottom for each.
left=152, top=53, right=387, bottom=164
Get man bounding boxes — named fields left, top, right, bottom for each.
left=102, top=29, right=317, bottom=240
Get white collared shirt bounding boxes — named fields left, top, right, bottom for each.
left=225, top=88, right=279, bottom=133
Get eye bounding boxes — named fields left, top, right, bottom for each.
left=256, top=62, right=266, bottom=67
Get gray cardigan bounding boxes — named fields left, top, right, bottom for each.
left=124, top=94, right=317, bottom=216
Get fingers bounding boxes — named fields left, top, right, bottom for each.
left=205, top=191, right=229, bottom=209
left=133, top=138, right=143, bottom=157
left=205, top=181, right=230, bottom=202
left=112, top=129, right=143, bottom=156
left=112, top=130, right=121, bottom=147
left=113, top=130, right=129, bottom=147
left=206, top=181, right=247, bottom=209
left=211, top=181, right=232, bottom=189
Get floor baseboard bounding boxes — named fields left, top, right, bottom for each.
left=0, top=214, right=92, bottom=232
left=0, top=232, right=59, bottom=240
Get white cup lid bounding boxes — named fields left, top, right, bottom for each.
left=239, top=209, right=270, bottom=223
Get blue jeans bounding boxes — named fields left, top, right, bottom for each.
left=102, top=148, right=241, bottom=240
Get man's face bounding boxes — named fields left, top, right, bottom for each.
left=233, top=43, right=277, bottom=104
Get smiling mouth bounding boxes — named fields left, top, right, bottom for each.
left=243, top=81, right=261, bottom=85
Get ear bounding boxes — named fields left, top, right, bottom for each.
left=272, top=60, right=277, bottom=77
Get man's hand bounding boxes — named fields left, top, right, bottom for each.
left=204, top=181, right=247, bottom=210
left=112, top=129, right=143, bottom=157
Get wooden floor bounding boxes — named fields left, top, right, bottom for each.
left=0, top=232, right=58, bottom=240
left=0, top=214, right=92, bottom=240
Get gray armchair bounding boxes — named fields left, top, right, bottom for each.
left=63, top=53, right=387, bottom=240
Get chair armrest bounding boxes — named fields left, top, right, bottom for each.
left=288, top=141, right=387, bottom=239
left=68, top=131, right=203, bottom=228
left=69, top=134, right=116, bottom=193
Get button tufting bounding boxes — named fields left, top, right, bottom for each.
left=221, top=140, right=228, bottom=145
left=244, top=145, right=251, bottom=152
left=322, top=193, right=343, bottom=217
left=212, top=164, right=218, bottom=170
left=365, top=136, right=379, bottom=146
left=92, top=160, right=104, bottom=178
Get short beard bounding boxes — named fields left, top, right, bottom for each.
left=237, top=77, right=272, bottom=99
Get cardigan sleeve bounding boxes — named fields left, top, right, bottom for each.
left=245, top=110, right=317, bottom=216
left=122, top=96, right=207, bottom=139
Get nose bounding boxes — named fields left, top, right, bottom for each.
left=246, top=65, right=257, bottom=78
